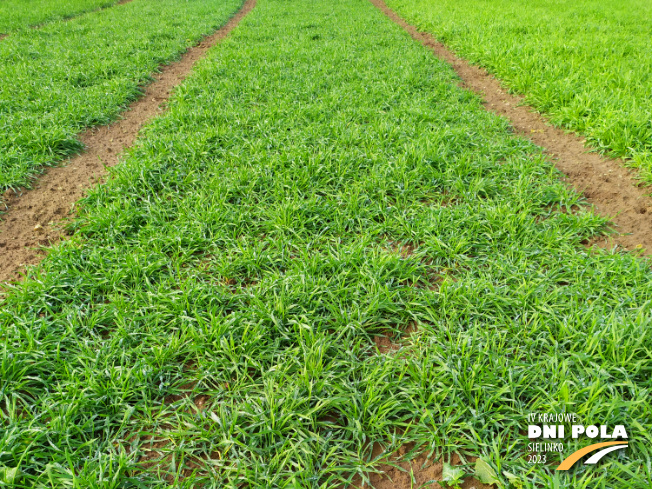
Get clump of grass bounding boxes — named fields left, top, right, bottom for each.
left=1, top=0, right=651, bottom=487
left=386, top=0, right=652, bottom=181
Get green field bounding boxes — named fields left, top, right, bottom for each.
left=2, top=0, right=651, bottom=487
left=0, top=0, right=121, bottom=33
left=385, top=0, right=652, bottom=181
left=0, top=0, right=241, bottom=190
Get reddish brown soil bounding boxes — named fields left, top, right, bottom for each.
left=371, top=0, right=652, bottom=256
left=133, top=383, right=216, bottom=482
left=367, top=324, right=496, bottom=489
left=366, top=5, right=652, bottom=486
left=374, top=335, right=401, bottom=354
left=2, top=0, right=642, bottom=484
left=0, top=0, right=256, bottom=283
left=354, top=444, right=494, bottom=489
left=373, top=322, right=417, bottom=354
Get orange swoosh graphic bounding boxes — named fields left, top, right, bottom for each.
left=556, top=441, right=628, bottom=470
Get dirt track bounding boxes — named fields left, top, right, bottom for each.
left=4, top=0, right=651, bottom=285
left=370, top=0, right=652, bottom=257
left=0, top=0, right=256, bottom=283
left=363, top=0, right=652, bottom=486
left=3, top=0, right=641, bottom=486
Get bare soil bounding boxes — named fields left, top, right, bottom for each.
left=2, top=0, right=644, bottom=485
left=365, top=1, right=652, bottom=486
left=0, top=0, right=256, bottom=283
left=355, top=444, right=494, bottom=489
left=370, top=0, right=652, bottom=256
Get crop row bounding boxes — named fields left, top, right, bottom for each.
left=2, top=0, right=652, bottom=487
left=0, top=0, right=241, bottom=190
left=386, top=0, right=652, bottom=181
left=0, top=0, right=122, bottom=33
